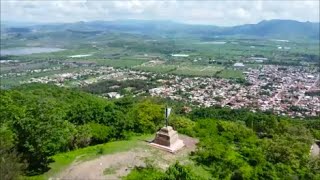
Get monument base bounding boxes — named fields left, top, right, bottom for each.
left=149, top=126, right=185, bottom=153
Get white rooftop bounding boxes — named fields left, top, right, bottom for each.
left=234, top=62, right=245, bottom=67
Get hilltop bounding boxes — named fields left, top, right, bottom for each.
left=1, top=84, right=319, bottom=179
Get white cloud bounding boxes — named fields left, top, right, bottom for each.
left=1, top=0, right=319, bottom=26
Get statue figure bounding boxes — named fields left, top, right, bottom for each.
left=165, top=106, right=171, bottom=127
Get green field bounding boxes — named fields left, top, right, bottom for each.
left=95, top=58, right=147, bottom=68
left=172, top=65, right=223, bottom=76
left=216, top=69, right=245, bottom=79
left=133, top=63, right=232, bottom=77
left=133, top=64, right=177, bottom=73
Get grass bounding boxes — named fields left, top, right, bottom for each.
left=216, top=69, right=245, bottom=79
left=95, top=58, right=147, bottom=68
left=133, top=64, right=177, bottom=73
left=134, top=63, right=225, bottom=77
left=23, top=134, right=153, bottom=180
left=172, top=65, right=223, bottom=76
left=103, top=164, right=121, bottom=175
left=187, top=163, right=212, bottom=179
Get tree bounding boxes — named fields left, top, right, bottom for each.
left=0, top=125, right=26, bottom=180
left=66, top=98, right=109, bottom=125
left=13, top=100, right=75, bottom=174
left=127, top=100, right=163, bottom=133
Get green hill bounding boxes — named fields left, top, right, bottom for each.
left=1, top=84, right=319, bottom=179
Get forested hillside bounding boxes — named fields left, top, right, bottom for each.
left=127, top=109, right=320, bottom=179
left=0, top=84, right=165, bottom=177
left=0, top=84, right=319, bottom=179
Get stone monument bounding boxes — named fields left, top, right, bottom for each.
left=150, top=107, right=185, bottom=153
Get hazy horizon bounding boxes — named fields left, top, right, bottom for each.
left=1, top=0, right=319, bottom=26
left=2, top=18, right=320, bottom=28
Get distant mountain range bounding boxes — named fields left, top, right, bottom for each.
left=221, top=20, right=319, bottom=40
left=2, top=19, right=319, bottom=40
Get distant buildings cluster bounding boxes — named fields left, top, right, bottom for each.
left=150, top=65, right=319, bottom=118
left=22, top=66, right=149, bottom=88
left=9, top=62, right=319, bottom=118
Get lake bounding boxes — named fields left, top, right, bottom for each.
left=0, top=47, right=65, bottom=56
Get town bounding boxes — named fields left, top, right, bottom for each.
left=10, top=62, right=319, bottom=118
left=150, top=65, right=319, bottom=117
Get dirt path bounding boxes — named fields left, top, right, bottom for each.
left=55, top=135, right=197, bottom=180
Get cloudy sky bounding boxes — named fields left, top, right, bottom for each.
left=1, top=0, right=319, bottom=26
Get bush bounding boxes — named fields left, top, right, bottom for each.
left=88, top=123, right=112, bottom=144
left=170, top=116, right=195, bottom=136
left=125, top=162, right=206, bottom=180
left=96, top=146, right=105, bottom=155
left=69, top=124, right=92, bottom=149
left=124, top=166, right=164, bottom=180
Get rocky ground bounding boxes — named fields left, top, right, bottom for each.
left=55, top=135, right=198, bottom=180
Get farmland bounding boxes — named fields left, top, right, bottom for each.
left=172, top=65, right=223, bottom=77
left=133, top=64, right=177, bottom=73
left=216, top=69, right=245, bottom=79
left=95, top=58, right=147, bottom=68
left=1, top=27, right=319, bottom=89
left=133, top=62, right=228, bottom=77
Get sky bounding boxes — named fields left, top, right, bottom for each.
left=1, top=0, right=319, bottom=26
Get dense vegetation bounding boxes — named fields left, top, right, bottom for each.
left=0, top=84, right=164, bottom=177
left=81, top=79, right=159, bottom=95
left=1, top=84, right=319, bottom=179
left=126, top=108, right=320, bottom=179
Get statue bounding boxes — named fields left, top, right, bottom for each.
left=149, top=106, right=185, bottom=153
left=165, top=106, right=171, bottom=127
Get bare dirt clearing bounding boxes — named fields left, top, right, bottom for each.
left=56, top=135, right=197, bottom=180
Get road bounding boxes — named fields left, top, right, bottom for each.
left=271, top=79, right=293, bottom=103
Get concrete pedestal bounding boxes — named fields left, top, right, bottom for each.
left=149, top=126, right=185, bottom=153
